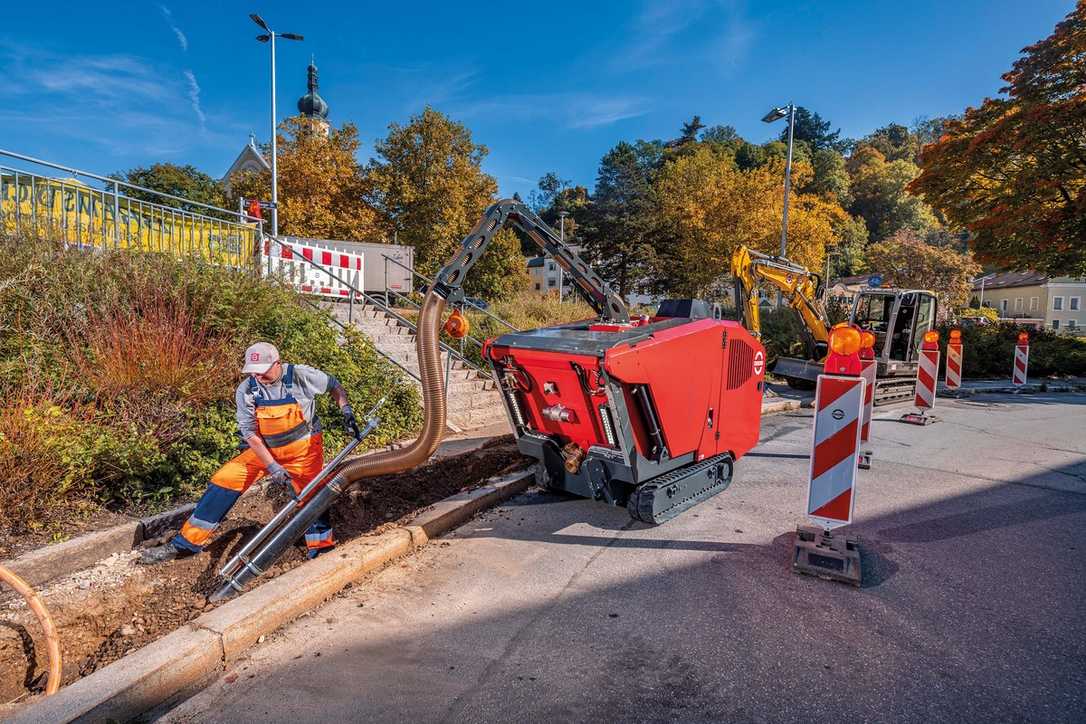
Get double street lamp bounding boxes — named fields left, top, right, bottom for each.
left=762, top=103, right=796, bottom=260
left=251, top=13, right=304, bottom=237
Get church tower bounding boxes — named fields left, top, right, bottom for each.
left=297, top=57, right=330, bottom=136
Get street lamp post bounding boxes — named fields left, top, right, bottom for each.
left=252, top=14, right=303, bottom=238
left=558, top=211, right=568, bottom=302
left=761, top=103, right=796, bottom=259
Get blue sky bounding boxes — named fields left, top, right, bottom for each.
left=0, top=1, right=1075, bottom=200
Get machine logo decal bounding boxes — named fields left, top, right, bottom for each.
left=831, top=408, right=844, bottom=420
left=753, top=350, right=765, bottom=376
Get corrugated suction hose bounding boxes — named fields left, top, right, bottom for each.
left=329, top=288, right=448, bottom=490
left=0, top=564, right=62, bottom=696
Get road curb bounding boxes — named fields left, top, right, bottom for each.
left=8, top=468, right=532, bottom=723
left=1, top=522, right=142, bottom=591
left=762, top=399, right=804, bottom=415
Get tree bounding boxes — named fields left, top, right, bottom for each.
left=677, top=116, right=706, bottom=146
left=866, top=230, right=981, bottom=309
left=858, top=123, right=918, bottom=162
left=828, top=214, right=869, bottom=278
left=700, top=124, right=740, bottom=146
left=578, top=142, right=660, bottom=297
left=806, top=148, right=851, bottom=204
left=228, top=117, right=382, bottom=241
left=653, top=146, right=847, bottom=296
left=366, top=107, right=527, bottom=299
left=848, top=147, right=937, bottom=239
left=909, top=3, right=1086, bottom=276
left=782, top=107, right=842, bottom=151
left=115, top=163, right=226, bottom=211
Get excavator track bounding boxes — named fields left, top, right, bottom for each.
left=873, top=378, right=916, bottom=407
left=628, top=453, right=734, bottom=525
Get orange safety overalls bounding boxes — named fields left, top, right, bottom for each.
left=173, top=365, right=335, bottom=557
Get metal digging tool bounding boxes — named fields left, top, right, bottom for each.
left=210, top=398, right=386, bottom=603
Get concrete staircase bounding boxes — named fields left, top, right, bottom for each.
left=327, top=302, right=509, bottom=432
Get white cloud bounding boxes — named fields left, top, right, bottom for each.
left=451, top=93, right=650, bottom=130
left=611, top=0, right=756, bottom=73
left=183, top=70, right=206, bottom=129
left=160, top=5, right=188, bottom=52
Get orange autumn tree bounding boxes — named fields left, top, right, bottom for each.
left=910, top=2, right=1086, bottom=275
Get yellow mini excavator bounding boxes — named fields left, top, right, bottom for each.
left=730, top=245, right=938, bottom=406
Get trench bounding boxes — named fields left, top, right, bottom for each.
left=0, top=437, right=526, bottom=704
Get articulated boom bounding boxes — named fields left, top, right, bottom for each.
left=432, top=199, right=630, bottom=323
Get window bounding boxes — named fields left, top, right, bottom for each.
left=534, top=283, right=541, bottom=291
left=1053, top=296, right=1064, bottom=310
left=547, top=262, right=556, bottom=271
left=1014, top=297, right=1023, bottom=311
left=1071, top=297, right=1080, bottom=311
left=1001, top=299, right=1008, bottom=314
left=1052, top=320, right=1060, bottom=330
left=547, top=279, right=557, bottom=287
left=1069, top=320, right=1077, bottom=330
left=1029, top=297, right=1038, bottom=311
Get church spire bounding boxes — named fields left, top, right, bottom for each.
left=297, top=57, right=329, bottom=121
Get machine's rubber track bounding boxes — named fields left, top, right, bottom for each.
left=628, top=453, right=734, bottom=525
left=874, top=378, right=916, bottom=407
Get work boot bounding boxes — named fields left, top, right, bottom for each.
left=138, top=543, right=194, bottom=565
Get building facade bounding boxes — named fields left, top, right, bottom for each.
left=973, top=272, right=1085, bottom=334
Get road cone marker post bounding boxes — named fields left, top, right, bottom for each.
left=945, top=328, right=963, bottom=393
left=901, top=330, right=940, bottom=426
left=858, top=330, right=876, bottom=470
left=1012, top=331, right=1029, bottom=389
left=793, top=323, right=864, bottom=587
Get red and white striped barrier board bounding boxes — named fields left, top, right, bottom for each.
left=914, top=348, right=939, bottom=410
left=806, top=374, right=865, bottom=528
left=264, top=238, right=364, bottom=298
left=860, top=357, right=876, bottom=443
left=1012, top=343, right=1029, bottom=386
left=946, top=342, right=963, bottom=390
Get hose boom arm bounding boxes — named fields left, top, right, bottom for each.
left=432, top=199, right=630, bottom=323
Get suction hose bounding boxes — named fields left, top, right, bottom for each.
left=210, top=290, right=448, bottom=599
left=0, top=564, right=62, bottom=696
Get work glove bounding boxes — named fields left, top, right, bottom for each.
left=263, top=462, right=296, bottom=500
left=342, top=405, right=361, bottom=439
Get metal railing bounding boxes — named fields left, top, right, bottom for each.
left=0, top=149, right=264, bottom=269
left=268, top=236, right=488, bottom=376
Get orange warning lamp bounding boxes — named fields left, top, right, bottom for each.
left=1017, top=331, right=1029, bottom=346
left=443, top=309, right=470, bottom=339
left=921, top=330, right=940, bottom=351
left=824, top=323, right=863, bottom=376
left=858, top=330, right=876, bottom=361
left=949, top=328, right=962, bottom=344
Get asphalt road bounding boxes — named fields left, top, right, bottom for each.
left=161, top=393, right=1086, bottom=723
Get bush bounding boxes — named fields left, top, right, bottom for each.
left=0, top=233, right=420, bottom=533
left=934, top=321, right=1086, bottom=378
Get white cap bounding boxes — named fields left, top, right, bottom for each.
left=242, top=342, right=280, bottom=374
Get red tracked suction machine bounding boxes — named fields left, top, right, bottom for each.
left=435, top=201, right=765, bottom=524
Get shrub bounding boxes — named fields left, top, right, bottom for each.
left=0, top=232, right=421, bottom=533
left=934, top=321, right=1086, bottom=378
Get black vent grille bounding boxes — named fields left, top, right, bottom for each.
left=727, top=340, right=753, bottom=390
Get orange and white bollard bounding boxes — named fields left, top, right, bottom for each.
left=1012, top=331, right=1029, bottom=387
left=794, top=324, right=864, bottom=586
left=858, top=330, right=876, bottom=470
left=901, top=330, right=940, bottom=425
left=945, top=328, right=963, bottom=391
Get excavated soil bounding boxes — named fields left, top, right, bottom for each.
left=0, top=437, right=525, bottom=704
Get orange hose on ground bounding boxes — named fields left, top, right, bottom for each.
left=0, top=564, right=62, bottom=696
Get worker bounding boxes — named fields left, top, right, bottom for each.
left=141, top=342, right=359, bottom=564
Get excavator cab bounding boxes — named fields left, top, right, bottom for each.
left=851, top=289, right=938, bottom=403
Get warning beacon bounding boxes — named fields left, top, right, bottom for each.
left=945, top=328, right=963, bottom=391
left=901, top=330, right=940, bottom=426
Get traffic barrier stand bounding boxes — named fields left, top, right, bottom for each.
left=944, top=328, right=963, bottom=396
left=901, top=330, right=940, bottom=426
left=793, top=324, right=864, bottom=587
left=1012, top=331, right=1029, bottom=390
left=858, top=330, right=876, bottom=470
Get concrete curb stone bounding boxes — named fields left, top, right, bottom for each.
left=7, top=468, right=533, bottom=723
left=2, top=522, right=142, bottom=590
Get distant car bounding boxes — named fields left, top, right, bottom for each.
left=464, top=297, right=490, bottom=310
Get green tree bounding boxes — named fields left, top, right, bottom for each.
left=579, top=142, right=660, bottom=297
left=858, top=123, right=918, bottom=162
left=366, top=107, right=527, bottom=299
left=115, top=163, right=226, bottom=211
left=866, top=230, right=981, bottom=309
left=910, top=2, right=1086, bottom=275
left=806, top=148, right=851, bottom=204
left=782, top=107, right=842, bottom=151
left=848, top=146, right=937, bottom=239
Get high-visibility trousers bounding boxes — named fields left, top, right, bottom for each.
left=172, top=432, right=334, bottom=557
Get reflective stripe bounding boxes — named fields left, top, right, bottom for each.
left=262, top=420, right=312, bottom=448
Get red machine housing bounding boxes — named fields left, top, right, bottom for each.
left=484, top=310, right=765, bottom=518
